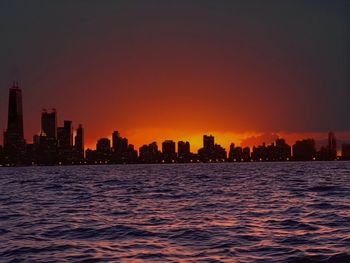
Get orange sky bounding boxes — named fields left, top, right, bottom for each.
left=83, top=128, right=350, bottom=153
left=0, top=1, right=349, bottom=150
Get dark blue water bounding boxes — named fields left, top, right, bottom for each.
left=1, top=162, right=350, bottom=262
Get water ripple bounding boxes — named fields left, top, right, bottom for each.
left=1, top=162, right=350, bottom=262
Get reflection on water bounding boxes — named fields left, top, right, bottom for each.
left=1, top=162, right=350, bottom=262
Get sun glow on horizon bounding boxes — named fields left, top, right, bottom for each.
left=84, top=129, right=350, bottom=153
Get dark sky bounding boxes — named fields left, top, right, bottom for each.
left=0, top=0, right=349, bottom=148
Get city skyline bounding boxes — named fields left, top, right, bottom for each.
left=2, top=82, right=350, bottom=166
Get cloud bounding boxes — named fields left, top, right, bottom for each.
left=240, top=133, right=279, bottom=147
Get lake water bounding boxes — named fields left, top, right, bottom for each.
left=1, top=162, right=350, bottom=262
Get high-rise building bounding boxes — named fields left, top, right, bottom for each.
left=177, top=141, right=191, bottom=157
left=112, top=131, right=128, bottom=153
left=6, top=82, right=24, bottom=138
left=41, top=108, right=57, bottom=139
left=162, top=140, right=176, bottom=162
left=75, top=124, right=84, bottom=158
left=57, top=120, right=73, bottom=149
left=327, top=131, right=337, bottom=160
left=96, top=138, right=111, bottom=152
left=112, top=131, right=121, bottom=151
left=292, top=139, right=316, bottom=161
left=139, top=142, right=160, bottom=163
left=199, top=135, right=226, bottom=162
left=203, top=135, right=214, bottom=150
left=4, top=82, right=26, bottom=163
left=341, top=144, right=350, bottom=160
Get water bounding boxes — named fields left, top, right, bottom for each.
left=1, top=162, right=350, bottom=262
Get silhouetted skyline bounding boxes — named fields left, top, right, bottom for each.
left=1, top=83, right=350, bottom=166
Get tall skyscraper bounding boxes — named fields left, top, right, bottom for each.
left=75, top=124, right=84, bottom=157
left=327, top=131, right=337, bottom=160
left=96, top=138, right=111, bottom=152
left=112, top=131, right=122, bottom=152
left=6, top=82, right=24, bottom=138
left=4, top=82, right=26, bottom=163
left=203, top=135, right=214, bottom=150
left=41, top=108, right=57, bottom=139
left=162, top=140, right=176, bottom=162
left=57, top=120, right=73, bottom=149
left=178, top=141, right=191, bottom=162
left=178, top=141, right=190, bottom=156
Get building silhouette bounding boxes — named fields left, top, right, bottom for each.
left=93, top=138, right=112, bottom=163
left=162, top=140, right=176, bottom=163
left=41, top=108, right=57, bottom=139
left=0, top=145, right=4, bottom=164
left=110, top=131, right=137, bottom=163
left=85, top=131, right=137, bottom=164
left=203, top=135, right=214, bottom=149
left=198, top=135, right=226, bottom=162
left=315, top=132, right=337, bottom=161
left=341, top=144, right=350, bottom=160
left=96, top=138, right=111, bottom=152
left=274, top=139, right=291, bottom=161
left=139, top=142, right=161, bottom=163
left=57, top=121, right=73, bottom=149
left=229, top=144, right=251, bottom=162
left=327, top=131, right=337, bottom=160
left=74, top=124, right=84, bottom=161
left=112, top=131, right=127, bottom=163
left=36, top=132, right=58, bottom=165
left=178, top=141, right=191, bottom=162
left=292, top=139, right=316, bottom=161
left=56, top=120, right=74, bottom=164
left=3, top=82, right=26, bottom=164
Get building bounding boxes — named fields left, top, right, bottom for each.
left=275, top=139, right=291, bottom=161
left=341, top=144, right=350, bottom=160
left=111, top=131, right=133, bottom=163
left=139, top=142, right=160, bottom=163
left=0, top=145, right=4, bottom=165
left=252, top=143, right=268, bottom=161
left=96, top=138, right=111, bottom=152
left=92, top=138, right=112, bottom=163
left=57, top=120, right=74, bottom=164
left=327, top=131, right=337, bottom=160
left=203, top=135, right=214, bottom=150
left=178, top=141, right=191, bottom=162
left=292, top=139, right=316, bottom=161
left=57, top=120, right=73, bottom=149
left=229, top=144, right=251, bottom=162
left=41, top=108, right=57, bottom=139
left=74, top=124, right=84, bottom=160
left=198, top=135, right=226, bottom=162
left=162, top=140, right=176, bottom=162
left=3, top=82, right=26, bottom=164
left=36, top=133, right=58, bottom=165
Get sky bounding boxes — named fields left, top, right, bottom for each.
left=0, top=0, right=349, bottom=150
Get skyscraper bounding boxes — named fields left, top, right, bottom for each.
left=203, top=135, right=214, bottom=150
left=4, top=82, right=25, bottom=163
left=162, top=140, right=176, bottom=162
left=178, top=141, right=190, bottom=156
left=292, top=139, right=316, bottom=161
left=41, top=108, right=57, bottom=139
left=177, top=141, right=191, bottom=162
left=57, top=120, right=73, bottom=149
left=327, top=131, right=337, bottom=160
left=75, top=124, right=84, bottom=158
